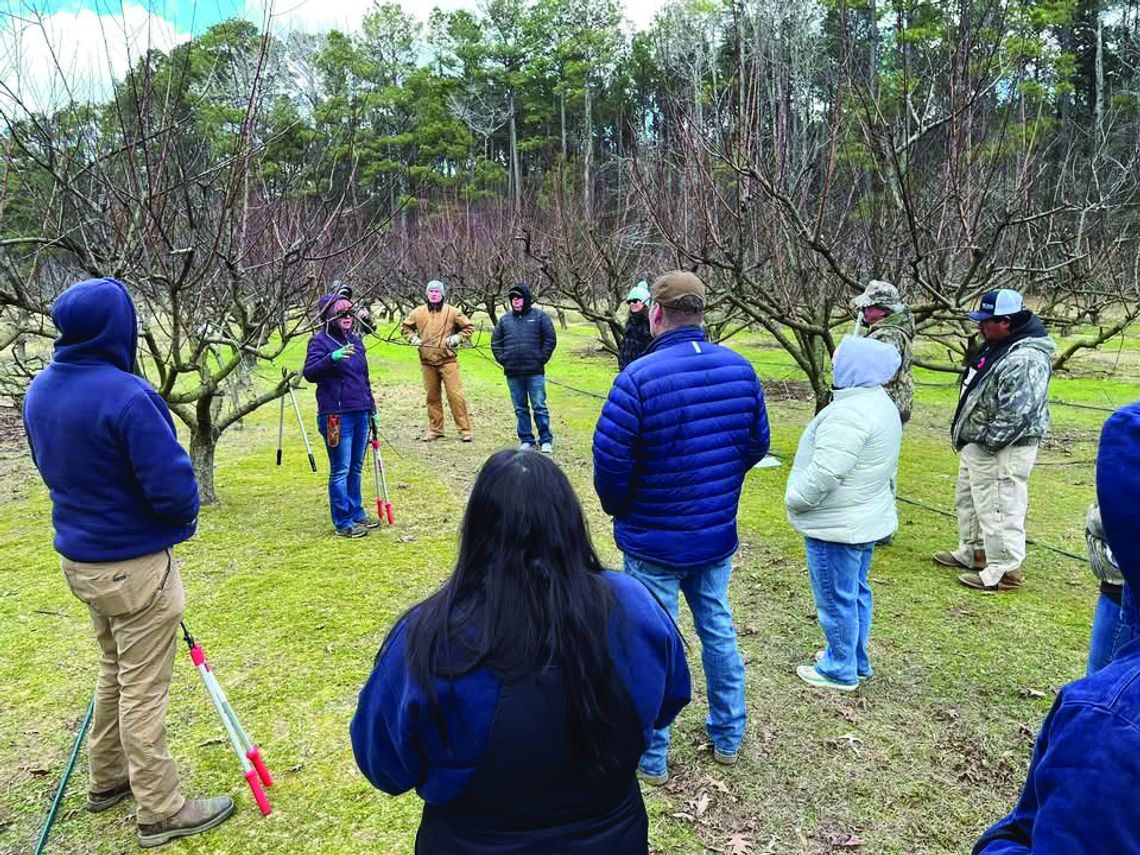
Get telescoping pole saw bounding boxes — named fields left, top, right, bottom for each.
left=180, top=622, right=273, bottom=816
left=369, top=416, right=394, bottom=525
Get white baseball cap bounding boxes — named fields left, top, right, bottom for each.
left=968, top=289, right=1023, bottom=321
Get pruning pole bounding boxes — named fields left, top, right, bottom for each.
left=33, top=692, right=95, bottom=855
left=286, top=382, right=317, bottom=473
left=370, top=419, right=394, bottom=525
left=180, top=623, right=272, bottom=816
left=276, top=385, right=286, bottom=467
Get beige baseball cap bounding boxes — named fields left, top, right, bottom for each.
left=651, top=271, right=706, bottom=309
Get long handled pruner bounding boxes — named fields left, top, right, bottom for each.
left=180, top=622, right=273, bottom=816
left=279, top=368, right=317, bottom=472
left=369, top=416, right=394, bottom=525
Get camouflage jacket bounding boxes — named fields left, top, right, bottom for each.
left=951, top=332, right=1056, bottom=451
left=866, top=307, right=914, bottom=425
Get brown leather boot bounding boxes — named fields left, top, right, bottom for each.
left=933, top=551, right=984, bottom=571
left=86, top=781, right=132, bottom=813
left=137, top=796, right=234, bottom=848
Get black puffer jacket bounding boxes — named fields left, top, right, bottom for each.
left=617, top=313, right=652, bottom=371
left=491, top=285, right=557, bottom=377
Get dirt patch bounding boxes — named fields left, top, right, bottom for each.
left=0, top=406, right=37, bottom=501
left=760, top=378, right=816, bottom=402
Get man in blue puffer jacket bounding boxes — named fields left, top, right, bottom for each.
left=973, top=401, right=1140, bottom=854
left=593, top=270, right=770, bottom=784
left=23, top=278, right=234, bottom=847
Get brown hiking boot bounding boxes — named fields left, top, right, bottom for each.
left=958, top=570, right=1024, bottom=592
left=86, top=781, right=132, bottom=813
left=137, top=796, right=234, bottom=848
left=933, top=550, right=986, bottom=571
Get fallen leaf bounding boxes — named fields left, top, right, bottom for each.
left=1019, top=688, right=1047, bottom=699
left=834, top=833, right=862, bottom=848
left=695, top=791, right=710, bottom=818
left=728, top=834, right=752, bottom=854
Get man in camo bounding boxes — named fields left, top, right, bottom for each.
left=932, top=289, right=1055, bottom=592
left=852, top=280, right=914, bottom=425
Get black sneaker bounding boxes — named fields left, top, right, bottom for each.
left=335, top=523, right=369, bottom=538
left=358, top=515, right=382, bottom=529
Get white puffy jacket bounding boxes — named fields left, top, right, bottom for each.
left=785, top=337, right=903, bottom=544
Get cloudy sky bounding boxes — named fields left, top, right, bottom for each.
left=1, top=0, right=667, bottom=113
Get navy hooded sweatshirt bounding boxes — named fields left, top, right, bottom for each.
left=974, top=401, right=1140, bottom=854
left=23, top=278, right=199, bottom=563
left=350, top=571, right=690, bottom=854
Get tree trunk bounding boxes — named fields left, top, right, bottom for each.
left=583, top=82, right=593, bottom=216
left=508, top=90, right=522, bottom=215
left=190, top=393, right=221, bottom=504
left=189, top=429, right=218, bottom=505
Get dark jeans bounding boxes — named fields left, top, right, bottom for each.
left=317, top=411, right=369, bottom=531
left=506, top=375, right=552, bottom=445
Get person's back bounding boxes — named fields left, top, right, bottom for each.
left=22, top=278, right=232, bottom=848
left=24, top=278, right=199, bottom=561
left=351, top=451, right=689, bottom=854
left=593, top=289, right=769, bottom=568
left=592, top=271, right=766, bottom=785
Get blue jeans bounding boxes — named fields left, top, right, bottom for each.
left=623, top=554, right=746, bottom=775
left=804, top=537, right=875, bottom=686
left=506, top=375, right=552, bottom=445
left=317, top=412, right=369, bottom=531
left=1087, top=589, right=1140, bottom=674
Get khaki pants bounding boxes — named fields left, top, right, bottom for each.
left=62, top=549, right=186, bottom=824
left=422, top=362, right=472, bottom=436
left=951, top=442, right=1038, bottom=586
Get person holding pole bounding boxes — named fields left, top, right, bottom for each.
left=400, top=279, right=475, bottom=442
left=22, top=278, right=234, bottom=848
left=303, top=291, right=379, bottom=538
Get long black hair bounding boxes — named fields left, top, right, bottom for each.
left=395, top=449, right=633, bottom=777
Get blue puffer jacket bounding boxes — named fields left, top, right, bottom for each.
left=302, top=293, right=375, bottom=416
left=973, top=401, right=1140, bottom=854
left=593, top=327, right=770, bottom=568
left=23, top=278, right=200, bottom=562
left=491, top=285, right=557, bottom=377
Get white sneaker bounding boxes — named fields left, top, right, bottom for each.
left=540, top=442, right=553, bottom=454
left=518, top=442, right=535, bottom=451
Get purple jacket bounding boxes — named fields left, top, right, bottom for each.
left=302, top=294, right=375, bottom=415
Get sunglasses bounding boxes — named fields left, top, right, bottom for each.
left=627, top=299, right=644, bottom=305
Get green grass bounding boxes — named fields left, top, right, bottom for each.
left=1, top=320, right=1134, bottom=854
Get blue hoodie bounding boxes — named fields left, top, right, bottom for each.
left=23, top=279, right=199, bottom=562
left=974, top=401, right=1140, bottom=854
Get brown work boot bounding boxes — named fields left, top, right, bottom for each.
left=137, top=796, right=234, bottom=848
left=86, top=781, right=132, bottom=813
left=958, top=570, right=1023, bottom=592
left=932, top=550, right=985, bottom=570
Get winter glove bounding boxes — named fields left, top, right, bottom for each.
left=410, top=335, right=422, bottom=347
left=446, top=334, right=461, bottom=348
left=370, top=412, right=380, bottom=435
left=331, top=344, right=355, bottom=361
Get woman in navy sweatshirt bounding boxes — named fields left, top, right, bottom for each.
left=351, top=450, right=691, bottom=853
left=302, top=293, right=377, bottom=537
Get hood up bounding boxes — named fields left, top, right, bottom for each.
left=51, top=278, right=138, bottom=371
left=832, top=335, right=901, bottom=389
